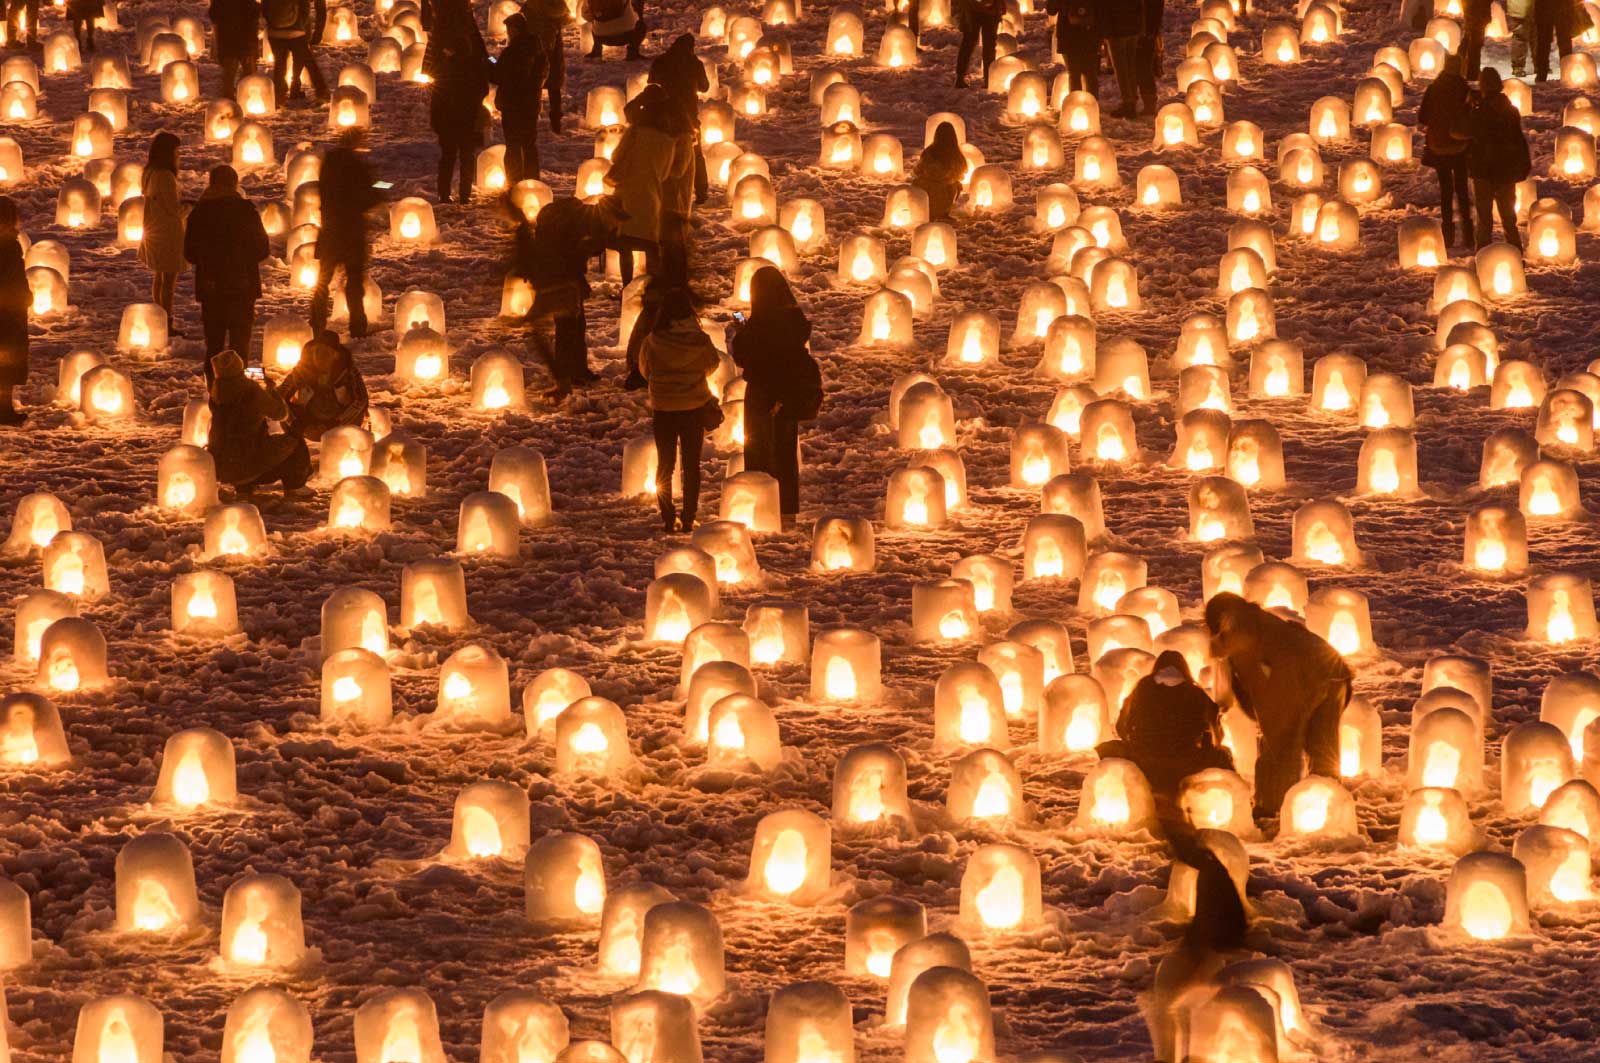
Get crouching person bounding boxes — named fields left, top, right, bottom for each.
left=207, top=349, right=312, bottom=496
left=277, top=330, right=369, bottom=439
left=1098, top=650, right=1234, bottom=820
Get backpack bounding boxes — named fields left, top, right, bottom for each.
left=786, top=352, right=824, bottom=421
left=263, top=0, right=300, bottom=31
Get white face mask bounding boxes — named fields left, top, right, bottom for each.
left=1154, top=667, right=1185, bottom=686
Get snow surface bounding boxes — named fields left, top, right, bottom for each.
left=2, top=0, right=1600, bottom=1060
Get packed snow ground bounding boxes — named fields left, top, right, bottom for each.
left=3, top=0, right=1600, bottom=1059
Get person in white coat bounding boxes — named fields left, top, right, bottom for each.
left=138, top=132, right=187, bottom=335
left=602, top=83, right=678, bottom=286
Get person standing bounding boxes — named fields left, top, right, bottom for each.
left=640, top=287, right=719, bottom=534
left=310, top=130, right=382, bottom=338
left=604, top=83, right=677, bottom=286
left=512, top=194, right=623, bottom=398
left=492, top=9, right=565, bottom=185
left=1047, top=0, right=1100, bottom=96
left=1469, top=68, right=1531, bottom=249
left=424, top=0, right=490, bottom=204
left=209, top=0, right=258, bottom=96
left=0, top=196, right=27, bottom=425
left=954, top=0, right=1003, bottom=87
left=138, top=132, right=186, bottom=336
left=649, top=33, right=710, bottom=205
left=911, top=121, right=967, bottom=219
left=582, top=0, right=645, bottom=60
left=1099, top=0, right=1144, bottom=117
left=1531, top=0, right=1576, bottom=81
left=1507, top=0, right=1533, bottom=76
left=185, top=165, right=270, bottom=384
left=1460, top=0, right=1492, bottom=76
left=67, top=0, right=101, bottom=52
left=731, top=267, right=822, bottom=524
left=1419, top=52, right=1474, bottom=250
left=1133, top=0, right=1164, bottom=114
left=263, top=0, right=328, bottom=104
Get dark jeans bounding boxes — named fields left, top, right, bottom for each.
left=5, top=0, right=38, bottom=43
left=746, top=409, right=800, bottom=515
left=955, top=14, right=998, bottom=85
left=652, top=408, right=703, bottom=525
left=1532, top=16, right=1572, bottom=79
left=1133, top=32, right=1159, bottom=107
left=310, top=254, right=368, bottom=337
left=269, top=35, right=327, bottom=100
left=436, top=133, right=477, bottom=201
left=1460, top=19, right=1486, bottom=77
left=502, top=116, right=539, bottom=184
left=218, top=52, right=256, bottom=99
left=70, top=17, right=94, bottom=50
left=242, top=437, right=313, bottom=491
left=1473, top=178, right=1521, bottom=250
left=530, top=303, right=589, bottom=387
left=1255, top=680, right=1347, bottom=817
left=614, top=236, right=658, bottom=287
left=201, top=297, right=256, bottom=384
left=1107, top=34, right=1139, bottom=112
left=1432, top=155, right=1472, bottom=246
left=1061, top=35, right=1100, bottom=95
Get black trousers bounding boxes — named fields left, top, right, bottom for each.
left=201, top=297, right=256, bottom=384
left=218, top=53, right=255, bottom=98
left=1473, top=178, right=1521, bottom=250
left=241, top=438, right=313, bottom=491
left=955, top=14, right=998, bottom=84
left=529, top=303, right=589, bottom=387
left=1460, top=19, right=1486, bottom=78
left=653, top=408, right=704, bottom=524
left=436, top=133, right=477, bottom=201
left=1061, top=34, right=1100, bottom=95
left=746, top=410, right=800, bottom=515
left=1432, top=155, right=1472, bottom=246
left=1532, top=16, right=1573, bottom=79
left=269, top=35, right=327, bottom=99
left=1133, top=32, right=1160, bottom=107
left=502, top=116, right=539, bottom=184
left=310, top=254, right=367, bottom=337
left=1106, top=34, right=1139, bottom=111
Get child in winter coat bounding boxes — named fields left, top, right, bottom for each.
left=276, top=331, right=369, bottom=439
left=207, top=349, right=313, bottom=495
left=0, top=196, right=27, bottom=425
left=640, top=287, right=719, bottom=533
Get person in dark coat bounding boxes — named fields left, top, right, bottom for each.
left=492, top=10, right=565, bottom=185
left=185, top=165, right=271, bottom=384
left=1098, top=651, right=1233, bottom=805
left=209, top=0, right=259, bottom=97
left=1047, top=0, right=1100, bottom=96
left=731, top=267, right=821, bottom=522
left=1205, top=593, right=1352, bottom=819
left=1460, top=0, right=1493, bottom=76
left=0, top=197, right=27, bottom=425
left=207, top=349, right=312, bottom=494
left=911, top=122, right=967, bottom=220
left=263, top=0, right=328, bottom=103
left=68, top=0, right=101, bottom=52
left=1097, top=0, right=1144, bottom=117
left=1532, top=0, right=1577, bottom=81
left=276, top=330, right=368, bottom=439
left=649, top=33, right=710, bottom=204
left=1132, top=0, right=1164, bottom=114
left=512, top=194, right=624, bottom=398
left=954, top=0, right=1004, bottom=87
left=425, top=0, right=490, bottom=204
left=1468, top=68, right=1531, bottom=249
left=1419, top=52, right=1474, bottom=249
left=310, top=130, right=383, bottom=338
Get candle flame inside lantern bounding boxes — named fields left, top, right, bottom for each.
left=1088, top=771, right=1130, bottom=825
left=1459, top=880, right=1513, bottom=939
left=575, top=861, right=604, bottom=913
left=1033, top=536, right=1063, bottom=577
left=231, top=897, right=270, bottom=963
left=1421, top=740, right=1462, bottom=788
left=1303, top=523, right=1344, bottom=565
left=1095, top=423, right=1126, bottom=462
left=712, top=711, right=745, bottom=753
left=1092, top=570, right=1126, bottom=612
left=571, top=722, right=608, bottom=754
left=3, top=711, right=38, bottom=764
left=972, top=773, right=1010, bottom=819
left=1527, top=759, right=1566, bottom=806
left=764, top=828, right=808, bottom=895
left=958, top=691, right=992, bottom=744
left=939, top=609, right=970, bottom=640
left=54, top=553, right=85, bottom=595
left=133, top=878, right=179, bottom=931
left=400, top=213, right=422, bottom=239
left=1551, top=850, right=1593, bottom=902
left=462, top=805, right=502, bottom=857
left=187, top=584, right=217, bottom=619
left=654, top=597, right=690, bottom=643
left=173, top=752, right=211, bottom=807
left=333, top=675, right=361, bottom=702
left=236, top=1013, right=275, bottom=1063
left=974, top=865, right=1023, bottom=930
left=101, top=1016, right=141, bottom=1063
left=1064, top=707, right=1100, bottom=751
left=825, top=657, right=857, bottom=699
left=381, top=1011, right=423, bottom=1063
left=414, top=353, right=442, bottom=380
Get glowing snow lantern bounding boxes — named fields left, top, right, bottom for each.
left=1072, top=135, right=1119, bottom=189
left=114, top=833, right=198, bottom=932
left=1409, top=706, right=1482, bottom=791
left=1006, top=423, right=1067, bottom=488
left=951, top=843, right=1041, bottom=938
left=431, top=644, right=510, bottom=729
left=610, top=993, right=699, bottom=1063
left=702, top=692, right=779, bottom=770
left=811, top=516, right=874, bottom=572
left=1476, top=242, right=1526, bottom=297
left=170, top=570, right=238, bottom=637
left=934, top=663, right=1008, bottom=750
left=1033, top=674, right=1104, bottom=754
left=4, top=492, right=69, bottom=557
left=115, top=196, right=148, bottom=246
left=316, top=588, right=388, bottom=663
left=737, top=602, right=806, bottom=670
left=1175, top=769, right=1255, bottom=836
left=1092, top=338, right=1150, bottom=401
left=321, top=476, right=387, bottom=535
left=818, top=81, right=859, bottom=126
left=1151, top=105, right=1200, bottom=153
left=747, top=808, right=830, bottom=904
left=1290, top=499, right=1360, bottom=567
left=395, top=328, right=449, bottom=388
left=1185, top=79, right=1224, bottom=127
left=1179, top=366, right=1234, bottom=417
left=1398, top=786, right=1474, bottom=853
left=43, top=532, right=109, bottom=600
left=1034, top=315, right=1093, bottom=381
left=762, top=982, right=856, bottom=1063
left=840, top=896, right=927, bottom=986
left=400, top=558, right=468, bottom=631
left=1519, top=458, right=1579, bottom=519
left=220, top=989, right=312, bottom=1063
left=1241, top=343, right=1301, bottom=403
left=200, top=503, right=266, bottom=562
left=327, top=85, right=369, bottom=130
left=826, top=744, right=912, bottom=837
left=1339, top=158, right=1383, bottom=204
left=1527, top=212, right=1578, bottom=265
left=0, top=692, right=69, bottom=767
left=1397, top=217, right=1447, bottom=269
left=72, top=995, right=164, bottom=1063
left=965, top=164, right=1012, bottom=213
left=811, top=627, right=880, bottom=702
left=553, top=696, right=631, bottom=779
left=729, top=174, right=776, bottom=227
left=478, top=993, right=570, bottom=1063
left=837, top=233, right=886, bottom=286
left=1201, top=544, right=1265, bottom=602
left=1542, top=673, right=1600, bottom=764
left=1090, top=256, right=1142, bottom=312
left=1444, top=851, right=1530, bottom=940
left=1479, top=428, right=1537, bottom=490
left=509, top=179, right=552, bottom=223
left=1528, top=573, right=1596, bottom=644
left=353, top=991, right=445, bottom=1063
left=1563, top=52, right=1599, bottom=87
left=55, top=178, right=101, bottom=231
left=1500, top=722, right=1577, bottom=817
left=1354, top=426, right=1418, bottom=497
left=1055, top=91, right=1101, bottom=141
left=1188, top=476, right=1253, bottom=543
left=159, top=59, right=199, bottom=102
left=1019, top=123, right=1063, bottom=170
left=748, top=226, right=799, bottom=275
left=1079, top=399, right=1137, bottom=464
left=88, top=52, right=131, bottom=90
left=0, top=136, right=21, bottom=183
left=1512, top=825, right=1592, bottom=909
left=943, top=311, right=999, bottom=368
left=1310, top=353, right=1365, bottom=413
left=1370, top=122, right=1413, bottom=166
left=1074, top=758, right=1157, bottom=834
left=230, top=121, right=275, bottom=170
left=523, top=832, right=606, bottom=924
left=389, top=196, right=436, bottom=244
left=584, top=85, right=626, bottom=129
left=1277, top=775, right=1359, bottom=839
left=1461, top=504, right=1526, bottom=574
left=218, top=875, right=306, bottom=970
left=320, top=648, right=390, bottom=728
left=1537, top=388, right=1595, bottom=452
left=0, top=80, right=36, bottom=120
left=595, top=884, right=677, bottom=984
left=819, top=121, right=862, bottom=170
left=68, top=112, right=113, bottom=160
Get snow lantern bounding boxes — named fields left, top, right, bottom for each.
left=1201, top=545, right=1265, bottom=601
left=1045, top=385, right=1097, bottom=438
left=354, top=991, right=445, bottom=1063
left=1074, top=758, right=1157, bottom=834
left=321, top=648, right=390, bottom=728
left=231, top=121, right=274, bottom=169
left=1541, top=779, right=1600, bottom=845
left=1520, top=459, right=1580, bottom=520
left=456, top=492, right=520, bottom=558
left=1226, top=420, right=1286, bottom=490
left=742, top=601, right=807, bottom=667
left=236, top=76, right=276, bottom=121
left=444, top=780, right=529, bottom=861
left=781, top=199, right=829, bottom=254
left=1352, top=77, right=1393, bottom=127
left=1515, top=825, right=1593, bottom=905
left=1481, top=428, right=1537, bottom=488
left=1538, top=389, right=1595, bottom=451
left=325, top=85, right=373, bottom=132
left=554, top=697, right=631, bottom=779
left=934, top=662, right=1007, bottom=750
left=34, top=616, right=106, bottom=692
left=219, top=874, right=305, bottom=968
left=596, top=882, right=675, bottom=981
left=1188, top=477, right=1253, bottom=543
left=730, top=174, right=776, bottom=226
left=1562, top=52, right=1599, bottom=87
left=1278, top=775, right=1359, bottom=839
left=809, top=627, right=880, bottom=703
left=1185, top=79, right=1224, bottom=127
left=525, top=832, right=606, bottom=923
left=1528, top=211, right=1578, bottom=265
left=966, top=165, right=1012, bottom=213
left=610, top=993, right=699, bottom=1063
left=1280, top=146, right=1324, bottom=192
left=1007, top=71, right=1049, bottom=120
left=875, top=22, right=917, bottom=66
left=584, top=85, right=625, bottom=129
left=819, top=81, right=860, bottom=125
left=860, top=133, right=905, bottom=179
left=0, top=692, right=68, bottom=768
left=811, top=516, right=874, bottom=572
left=1008, top=423, right=1068, bottom=487
left=884, top=936, right=971, bottom=1029
left=1553, top=127, right=1598, bottom=180
left=0, top=78, right=36, bottom=121
left=1034, top=183, right=1080, bottom=232
left=1244, top=561, right=1307, bottom=614
left=763, top=983, right=856, bottom=1063
left=1408, top=707, right=1481, bottom=791
left=717, top=472, right=780, bottom=533
left=1292, top=499, right=1360, bottom=566
left=201, top=503, right=267, bottom=562
left=221, top=989, right=313, bottom=1063
left=72, top=995, right=163, bottom=1063
left=521, top=668, right=590, bottom=740
left=1093, top=338, right=1151, bottom=399
left=842, top=897, right=925, bottom=982
left=1085, top=614, right=1152, bottom=663
left=1039, top=674, right=1109, bottom=755
left=903, top=968, right=994, bottom=1063
left=115, top=196, right=146, bottom=246
left=948, top=749, right=1023, bottom=826
left=55, top=178, right=103, bottom=231
left=115, top=833, right=197, bottom=932
left=27, top=266, right=68, bottom=317
left=320, top=587, right=388, bottom=661
left=373, top=432, right=427, bottom=496
left=1503, top=722, right=1577, bottom=812
left=1400, top=786, right=1474, bottom=853
left=1180, top=987, right=1277, bottom=1063
left=634, top=901, right=725, bottom=1006
left=42, top=532, right=108, bottom=600
left=829, top=743, right=911, bottom=831
left=508, top=179, right=552, bottom=224
left=435, top=644, right=511, bottom=727
left=1371, top=122, right=1413, bottom=164
left=1038, top=315, right=1095, bottom=380
left=820, top=121, right=862, bottom=169
left=1079, top=550, right=1147, bottom=614
left=401, top=558, right=469, bottom=630
left=1177, top=768, right=1256, bottom=836
left=1444, top=852, right=1530, bottom=940
left=704, top=692, right=780, bottom=771
left=160, top=60, right=199, bottom=102
left=1218, top=248, right=1268, bottom=299
left=1339, top=158, right=1384, bottom=204
left=1398, top=217, right=1447, bottom=269
left=954, top=843, right=1042, bottom=935
left=1306, top=588, right=1371, bottom=658
left=946, top=311, right=1000, bottom=367
left=748, top=226, right=799, bottom=275
left=1355, top=427, right=1418, bottom=496
left=69, top=112, right=113, bottom=160
left=1542, top=673, right=1600, bottom=761
left=692, top=521, right=761, bottom=585
left=1014, top=281, right=1067, bottom=345
left=482, top=448, right=549, bottom=527
left=1152, top=105, right=1199, bottom=152
left=390, top=196, right=436, bottom=244
left=1463, top=504, right=1527, bottom=574
left=1492, top=361, right=1548, bottom=414
left=151, top=727, right=235, bottom=811
left=1312, top=199, right=1360, bottom=250
left=1090, top=256, right=1141, bottom=311
left=324, top=476, right=388, bottom=536
left=5, top=492, right=69, bottom=557
left=170, top=570, right=238, bottom=637
left=885, top=467, right=948, bottom=529
left=747, top=808, right=830, bottom=904
left=0, top=136, right=22, bottom=183
left=1476, top=242, right=1526, bottom=298
left=979, top=640, right=1044, bottom=716
left=837, top=233, right=886, bottom=286
left=116, top=302, right=170, bottom=355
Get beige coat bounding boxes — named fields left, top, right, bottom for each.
left=662, top=132, right=696, bottom=221
left=606, top=124, right=676, bottom=243
left=138, top=168, right=186, bottom=274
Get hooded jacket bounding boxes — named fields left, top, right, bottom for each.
left=913, top=138, right=967, bottom=220
left=207, top=361, right=302, bottom=484
left=1419, top=68, right=1473, bottom=162
left=1468, top=91, right=1532, bottom=184
left=730, top=304, right=820, bottom=419
left=493, top=25, right=564, bottom=127
left=317, top=145, right=382, bottom=262
left=649, top=36, right=710, bottom=127
left=185, top=187, right=271, bottom=302
left=606, top=122, right=677, bottom=242
left=1116, top=651, right=1230, bottom=794
left=641, top=317, right=719, bottom=412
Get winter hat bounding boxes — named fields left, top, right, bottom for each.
left=1152, top=650, right=1192, bottom=686
left=211, top=349, right=245, bottom=379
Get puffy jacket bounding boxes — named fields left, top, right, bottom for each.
left=184, top=188, right=270, bottom=302
left=137, top=167, right=186, bottom=274
left=207, top=370, right=301, bottom=484
left=606, top=123, right=676, bottom=242
left=649, top=37, right=709, bottom=126
left=1468, top=92, right=1532, bottom=183
left=493, top=28, right=563, bottom=126
left=317, top=146, right=382, bottom=262
left=1418, top=71, right=1472, bottom=162
left=425, top=16, right=490, bottom=135
left=730, top=306, right=820, bottom=419
left=642, top=318, right=718, bottom=411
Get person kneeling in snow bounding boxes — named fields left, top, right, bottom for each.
left=1204, top=592, right=1352, bottom=819
left=1098, top=650, right=1233, bottom=814
left=276, top=331, right=369, bottom=440
left=207, top=350, right=313, bottom=496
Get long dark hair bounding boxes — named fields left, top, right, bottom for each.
left=748, top=265, right=798, bottom=324
left=147, top=131, right=180, bottom=174
left=927, top=121, right=961, bottom=161
left=651, top=287, right=699, bottom=333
